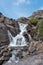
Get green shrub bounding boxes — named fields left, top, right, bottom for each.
left=37, top=19, right=43, bottom=40
left=30, top=18, right=38, bottom=26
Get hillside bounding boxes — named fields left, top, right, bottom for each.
left=0, top=10, right=43, bottom=65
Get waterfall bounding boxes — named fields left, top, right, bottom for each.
left=7, top=22, right=32, bottom=63
left=8, top=30, right=28, bottom=47
left=8, top=22, right=29, bottom=47
left=28, top=34, right=32, bottom=42
left=18, top=22, right=28, bottom=33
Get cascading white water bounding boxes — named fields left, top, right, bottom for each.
left=8, top=22, right=29, bottom=47
left=7, top=22, right=32, bottom=63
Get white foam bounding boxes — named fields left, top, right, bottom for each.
left=8, top=22, right=28, bottom=47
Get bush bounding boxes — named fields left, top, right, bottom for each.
left=30, top=18, right=38, bottom=26
left=37, top=19, right=43, bottom=40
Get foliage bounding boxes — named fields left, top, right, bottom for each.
left=37, top=19, right=43, bottom=40
left=30, top=18, right=38, bottom=26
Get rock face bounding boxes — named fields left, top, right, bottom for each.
left=0, top=13, right=21, bottom=65
left=23, top=32, right=30, bottom=42
left=0, top=24, right=12, bottom=65
left=28, top=10, right=43, bottom=19
left=4, top=18, right=20, bottom=37
left=0, top=13, right=4, bottom=23
left=17, top=17, right=29, bottom=24
left=0, top=45, right=12, bottom=65
left=0, top=13, right=20, bottom=36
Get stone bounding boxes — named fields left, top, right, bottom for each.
left=23, top=32, right=29, bottom=42
left=15, top=49, right=23, bottom=59
left=0, top=28, right=10, bottom=46
left=4, top=17, right=12, bottom=25
left=17, top=17, right=29, bottom=24
left=29, top=47, right=36, bottom=53
left=0, top=13, right=4, bottom=23
left=0, top=60, right=4, bottom=65
left=5, top=20, right=20, bottom=37
left=0, top=46, right=12, bottom=65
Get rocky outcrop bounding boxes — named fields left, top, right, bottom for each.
left=17, top=17, right=29, bottom=24
left=0, top=22, right=12, bottom=65
left=28, top=10, right=43, bottom=19
left=0, top=13, right=4, bottom=23
left=0, top=13, right=20, bottom=37
left=0, top=13, right=20, bottom=65
left=0, top=22, right=10, bottom=46
left=0, top=45, right=12, bottom=65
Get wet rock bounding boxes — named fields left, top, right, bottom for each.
left=15, top=49, right=23, bottom=59
left=26, top=24, right=32, bottom=33
left=0, top=52, right=3, bottom=57
left=0, top=60, right=4, bottom=65
left=16, top=38, right=22, bottom=45
left=23, top=32, right=29, bottom=42
left=9, top=27, right=20, bottom=37
left=3, top=52, right=12, bottom=61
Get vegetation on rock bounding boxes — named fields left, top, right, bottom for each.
left=37, top=19, right=43, bottom=40
left=29, top=18, right=38, bottom=26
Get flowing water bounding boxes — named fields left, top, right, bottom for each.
left=8, top=22, right=30, bottom=47
left=7, top=22, right=32, bottom=63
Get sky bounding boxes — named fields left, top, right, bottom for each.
left=0, top=0, right=43, bottom=19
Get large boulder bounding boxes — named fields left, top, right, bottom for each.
left=0, top=45, right=12, bottom=65
left=4, top=17, right=15, bottom=25
left=23, top=32, right=29, bottom=42
left=6, top=21, right=20, bottom=37
left=0, top=12, right=4, bottom=23
left=4, top=17, right=20, bottom=37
